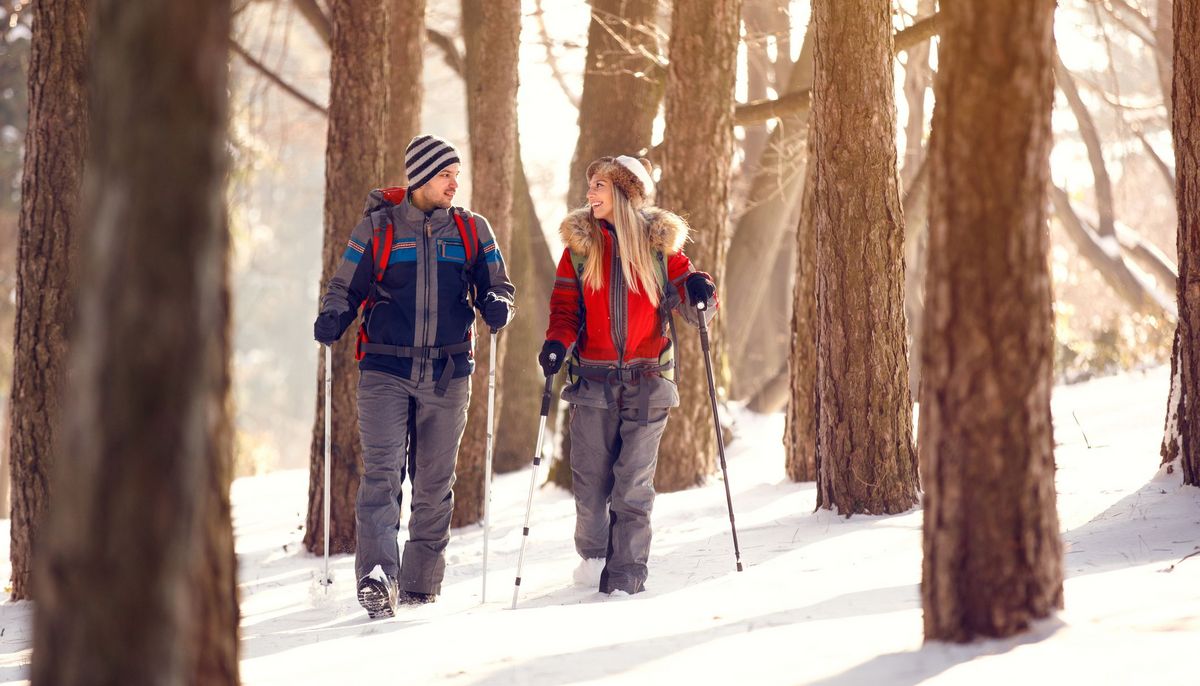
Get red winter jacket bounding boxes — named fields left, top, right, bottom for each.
left=546, top=207, right=715, bottom=369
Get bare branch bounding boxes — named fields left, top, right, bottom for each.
left=291, top=0, right=331, bottom=45
left=534, top=0, right=580, bottom=108
left=425, top=27, right=464, bottom=77
left=734, top=13, right=940, bottom=125
left=1050, top=185, right=1175, bottom=319
left=231, top=39, right=328, bottom=116
left=1133, top=126, right=1177, bottom=192
left=1054, top=54, right=1117, bottom=239
left=894, top=12, right=942, bottom=53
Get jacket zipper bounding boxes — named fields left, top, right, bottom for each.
left=609, top=230, right=626, bottom=368
left=420, top=215, right=433, bottom=383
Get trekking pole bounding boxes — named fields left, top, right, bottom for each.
left=323, top=343, right=332, bottom=591
left=482, top=330, right=498, bottom=603
left=696, top=302, right=743, bottom=572
left=511, top=356, right=557, bottom=609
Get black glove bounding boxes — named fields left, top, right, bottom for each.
left=481, top=292, right=513, bottom=332
left=539, top=340, right=566, bottom=377
left=314, top=312, right=341, bottom=345
left=685, top=273, right=716, bottom=307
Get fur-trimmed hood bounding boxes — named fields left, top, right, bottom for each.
left=558, top=207, right=690, bottom=258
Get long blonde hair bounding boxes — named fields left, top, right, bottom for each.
left=580, top=181, right=661, bottom=307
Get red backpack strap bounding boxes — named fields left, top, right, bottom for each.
left=452, top=209, right=477, bottom=265
left=372, top=221, right=395, bottom=282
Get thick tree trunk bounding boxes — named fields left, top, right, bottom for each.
left=7, top=0, right=87, bottom=602
left=304, top=0, right=388, bottom=555
left=654, top=0, right=742, bottom=492
left=31, top=0, right=236, bottom=682
left=385, top=0, right=425, bottom=184
left=453, top=0, right=520, bottom=527
left=1171, top=0, right=1200, bottom=486
left=920, top=0, right=1064, bottom=642
left=566, top=0, right=662, bottom=207
left=811, top=0, right=918, bottom=514
left=552, top=0, right=663, bottom=488
left=494, top=143, right=556, bottom=473
left=784, top=162, right=817, bottom=482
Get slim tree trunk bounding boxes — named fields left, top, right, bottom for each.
left=566, top=0, right=662, bottom=207
left=7, top=0, right=88, bottom=601
left=32, top=0, right=236, bottom=682
left=304, top=0, right=388, bottom=555
left=901, top=0, right=934, bottom=397
left=385, top=0, right=425, bottom=184
left=785, top=162, right=816, bottom=481
left=453, top=0, right=520, bottom=527
left=920, top=0, right=1064, bottom=642
left=726, top=30, right=813, bottom=401
left=494, top=143, right=556, bottom=472
left=811, top=0, right=917, bottom=514
left=655, top=0, right=742, bottom=492
left=1171, top=0, right=1200, bottom=486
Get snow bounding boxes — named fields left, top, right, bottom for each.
left=1, top=365, right=1199, bottom=685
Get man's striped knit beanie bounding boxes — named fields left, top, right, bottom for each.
left=405, top=134, right=461, bottom=191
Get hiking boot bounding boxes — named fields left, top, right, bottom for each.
left=357, top=565, right=398, bottom=619
left=397, top=589, right=437, bottom=606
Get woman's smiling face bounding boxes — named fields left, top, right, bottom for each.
left=586, top=175, right=614, bottom=221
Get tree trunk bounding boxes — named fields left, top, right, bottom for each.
left=726, top=30, right=813, bottom=401
left=7, top=0, right=88, bottom=601
left=784, top=162, right=816, bottom=482
left=901, top=0, right=934, bottom=397
left=566, top=0, right=662, bottom=208
left=920, top=0, right=1064, bottom=642
left=452, top=0, right=520, bottom=527
left=1171, top=0, right=1200, bottom=487
left=385, top=0, right=425, bottom=184
left=552, top=0, right=664, bottom=489
left=740, top=0, right=792, bottom=170
left=31, top=0, right=236, bottom=682
left=304, top=0, right=388, bottom=555
left=494, top=142, right=556, bottom=473
left=654, top=0, right=742, bottom=492
left=811, top=0, right=917, bottom=514
left=1157, top=0, right=1175, bottom=128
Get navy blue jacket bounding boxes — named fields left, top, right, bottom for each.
left=321, top=188, right=516, bottom=383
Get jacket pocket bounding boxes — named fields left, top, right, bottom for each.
left=436, top=238, right=467, bottom=264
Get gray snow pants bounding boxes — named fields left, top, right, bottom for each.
left=354, top=369, right=470, bottom=595
left=569, top=400, right=670, bottom=594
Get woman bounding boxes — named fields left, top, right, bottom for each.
left=540, top=155, right=717, bottom=596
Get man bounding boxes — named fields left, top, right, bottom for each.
left=314, top=134, right=515, bottom=618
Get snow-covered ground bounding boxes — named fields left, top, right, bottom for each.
left=1, top=365, right=1197, bottom=685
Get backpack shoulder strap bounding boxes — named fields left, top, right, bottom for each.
left=450, top=207, right=479, bottom=267
left=368, top=187, right=405, bottom=282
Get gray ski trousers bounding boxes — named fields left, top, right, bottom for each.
left=569, top=401, right=670, bottom=594
left=354, top=369, right=470, bottom=595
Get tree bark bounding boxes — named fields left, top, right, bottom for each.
left=566, top=0, right=662, bottom=207
left=920, top=0, right=1064, bottom=642
left=654, top=0, right=742, bottom=492
left=7, top=0, right=88, bottom=602
left=784, top=162, right=817, bottom=482
left=385, top=0, right=425, bottom=184
left=1171, top=0, right=1200, bottom=486
left=32, top=0, right=237, bottom=682
left=811, top=0, right=918, bottom=514
left=304, top=0, right=388, bottom=556
left=452, top=0, right=520, bottom=527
